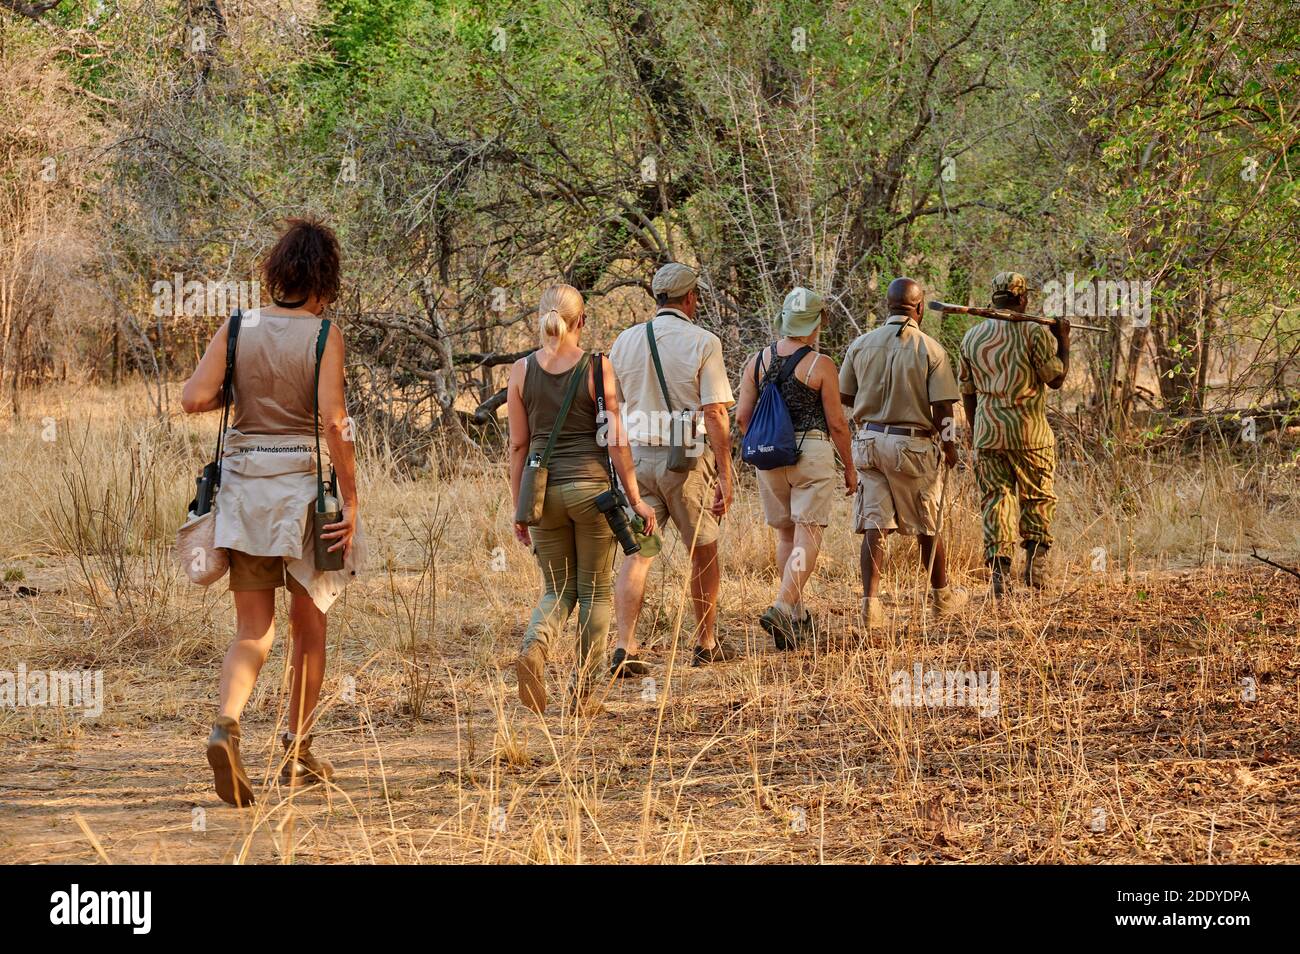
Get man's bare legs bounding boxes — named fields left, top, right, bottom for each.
left=614, top=541, right=722, bottom=654
left=614, top=553, right=653, bottom=657
left=860, top=529, right=888, bottom=599
left=917, top=534, right=949, bottom=590
left=689, top=541, right=721, bottom=650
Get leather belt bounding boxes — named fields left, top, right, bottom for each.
left=863, top=422, right=933, bottom=438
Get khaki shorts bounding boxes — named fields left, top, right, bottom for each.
left=852, top=428, right=942, bottom=535
left=632, top=444, right=719, bottom=550
left=756, top=434, right=837, bottom=529
left=228, top=550, right=308, bottom=595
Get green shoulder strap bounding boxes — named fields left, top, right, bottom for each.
left=538, top=352, right=591, bottom=468
left=645, top=317, right=676, bottom=413
left=313, top=319, right=333, bottom=512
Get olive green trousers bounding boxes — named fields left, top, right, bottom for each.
left=522, top=479, right=617, bottom=691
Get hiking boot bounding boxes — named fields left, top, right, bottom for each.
left=566, top=692, right=606, bottom=718
left=990, top=557, right=1013, bottom=599
left=692, top=639, right=741, bottom=667
left=610, top=647, right=649, bottom=679
left=930, top=585, right=969, bottom=617
left=206, top=716, right=254, bottom=808
left=280, top=733, right=334, bottom=787
left=516, top=643, right=547, bottom=713
left=796, top=608, right=819, bottom=644
left=759, top=605, right=800, bottom=651
left=860, top=596, right=884, bottom=630
left=1023, top=541, right=1054, bottom=590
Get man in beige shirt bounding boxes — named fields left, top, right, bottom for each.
left=839, top=277, right=966, bottom=628
left=609, top=263, right=738, bottom=668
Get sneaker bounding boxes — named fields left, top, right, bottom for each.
left=610, top=647, right=649, bottom=679
left=759, top=605, right=800, bottom=651
left=692, top=639, right=741, bottom=667
left=280, top=733, right=334, bottom=787
left=206, top=716, right=255, bottom=808
left=796, top=609, right=819, bottom=643
left=990, top=556, right=1013, bottom=598
left=930, top=585, right=969, bottom=617
left=860, top=596, right=884, bottom=630
left=516, top=643, right=547, bottom=713
left=1023, top=542, right=1054, bottom=589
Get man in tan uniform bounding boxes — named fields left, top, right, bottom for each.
left=610, top=263, right=738, bottom=668
left=839, top=277, right=967, bottom=628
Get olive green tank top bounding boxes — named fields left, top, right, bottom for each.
left=524, top=351, right=608, bottom=483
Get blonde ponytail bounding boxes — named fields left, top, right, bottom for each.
left=537, top=284, right=584, bottom=354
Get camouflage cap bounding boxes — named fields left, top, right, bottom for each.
left=992, top=271, right=1027, bottom=298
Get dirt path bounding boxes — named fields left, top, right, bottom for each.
left=2, top=567, right=1299, bottom=864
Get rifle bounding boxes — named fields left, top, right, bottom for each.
left=927, top=301, right=1106, bottom=333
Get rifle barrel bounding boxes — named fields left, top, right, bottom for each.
left=926, top=301, right=1105, bottom=332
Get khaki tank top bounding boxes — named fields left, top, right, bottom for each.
left=524, top=352, right=608, bottom=483
left=230, top=312, right=323, bottom=436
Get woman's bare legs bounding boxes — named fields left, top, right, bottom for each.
left=287, top=591, right=327, bottom=735
left=777, top=523, right=823, bottom=610
left=218, top=590, right=276, bottom=721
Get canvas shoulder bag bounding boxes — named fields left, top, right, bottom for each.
left=175, top=310, right=243, bottom=585
left=645, top=317, right=696, bottom=473
left=513, top=352, right=591, bottom=526
left=311, top=318, right=347, bottom=571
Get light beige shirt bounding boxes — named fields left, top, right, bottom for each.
left=609, top=308, right=735, bottom=446
left=213, top=430, right=364, bottom=613
left=840, top=316, right=960, bottom=430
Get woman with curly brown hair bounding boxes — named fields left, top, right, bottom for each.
left=181, top=217, right=362, bottom=807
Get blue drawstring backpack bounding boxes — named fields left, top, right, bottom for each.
left=742, top=343, right=813, bottom=470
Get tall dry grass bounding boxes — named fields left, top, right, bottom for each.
left=0, top=382, right=1296, bottom=863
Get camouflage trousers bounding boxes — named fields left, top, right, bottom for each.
left=973, top=446, right=1057, bottom=561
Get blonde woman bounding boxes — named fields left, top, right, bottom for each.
left=736, top=288, right=855, bottom=648
left=181, top=217, right=360, bottom=807
left=507, top=284, right=656, bottom=716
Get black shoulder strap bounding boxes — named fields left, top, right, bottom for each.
left=314, top=318, right=333, bottom=511
left=592, top=352, right=617, bottom=486
left=775, top=346, right=814, bottom=385
left=213, top=310, right=243, bottom=473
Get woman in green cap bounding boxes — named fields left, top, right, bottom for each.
left=736, top=287, right=855, bottom=647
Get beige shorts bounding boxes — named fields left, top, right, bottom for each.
left=228, top=550, right=308, bottom=595
left=756, top=434, right=837, bottom=529
left=632, top=444, right=719, bottom=550
left=852, top=428, right=942, bottom=535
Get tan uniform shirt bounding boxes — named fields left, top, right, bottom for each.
left=609, top=308, right=734, bottom=446
left=840, top=316, right=960, bottom=430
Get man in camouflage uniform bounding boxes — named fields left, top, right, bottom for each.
left=958, top=272, right=1070, bottom=595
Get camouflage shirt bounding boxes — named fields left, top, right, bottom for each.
left=958, top=319, right=1064, bottom=450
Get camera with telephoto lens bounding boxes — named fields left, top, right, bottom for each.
left=594, top=487, right=641, bottom=556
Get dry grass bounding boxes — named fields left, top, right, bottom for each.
left=0, top=383, right=1297, bottom=864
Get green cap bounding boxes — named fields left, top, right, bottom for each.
left=779, top=287, right=824, bottom=337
